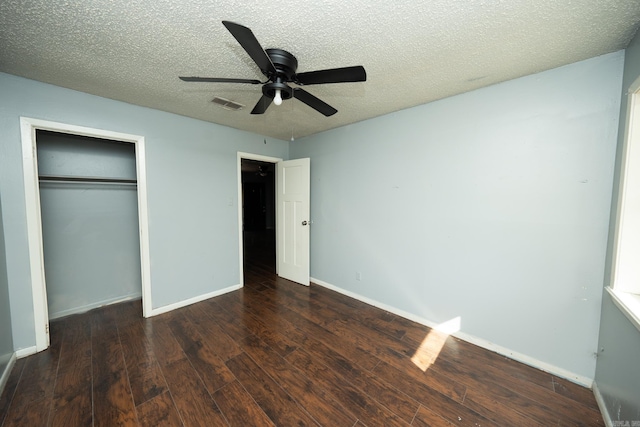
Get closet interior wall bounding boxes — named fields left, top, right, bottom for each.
left=36, top=130, right=142, bottom=320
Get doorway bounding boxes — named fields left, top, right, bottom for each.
left=20, top=117, right=152, bottom=352
left=236, top=153, right=281, bottom=285
left=240, top=158, right=277, bottom=281
left=237, top=152, right=311, bottom=287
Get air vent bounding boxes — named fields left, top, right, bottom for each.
left=211, top=96, right=245, bottom=111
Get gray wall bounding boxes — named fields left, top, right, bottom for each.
left=595, top=31, right=640, bottom=421
left=291, top=52, right=624, bottom=381
left=0, top=72, right=289, bottom=352
left=38, top=131, right=141, bottom=319
left=0, top=196, right=14, bottom=383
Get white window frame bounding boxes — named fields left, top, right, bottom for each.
left=609, top=75, right=640, bottom=332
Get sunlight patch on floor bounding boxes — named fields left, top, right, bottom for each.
left=411, top=316, right=461, bottom=372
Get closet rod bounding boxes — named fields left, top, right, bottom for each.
left=38, top=175, right=137, bottom=185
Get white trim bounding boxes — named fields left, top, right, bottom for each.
left=610, top=75, right=640, bottom=295
left=606, top=287, right=640, bottom=333
left=455, top=329, right=592, bottom=387
left=236, top=152, right=282, bottom=285
left=0, top=352, right=17, bottom=397
left=15, top=346, right=37, bottom=358
left=149, top=284, right=242, bottom=316
left=135, top=137, right=153, bottom=318
left=20, top=118, right=49, bottom=352
left=48, top=293, right=142, bottom=320
left=592, top=381, right=613, bottom=427
left=19, top=117, right=154, bottom=353
left=311, top=276, right=594, bottom=387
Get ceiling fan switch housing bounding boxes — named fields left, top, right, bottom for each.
left=263, top=81, right=293, bottom=100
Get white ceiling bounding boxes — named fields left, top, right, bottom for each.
left=1, top=1, right=639, bottom=141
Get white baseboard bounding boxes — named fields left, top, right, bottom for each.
left=0, top=352, right=17, bottom=397
left=592, top=381, right=613, bottom=427
left=149, top=284, right=242, bottom=317
left=48, top=292, right=143, bottom=320
left=311, top=277, right=593, bottom=387
left=15, top=346, right=37, bottom=358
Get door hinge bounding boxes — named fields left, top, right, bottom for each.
left=45, top=324, right=49, bottom=335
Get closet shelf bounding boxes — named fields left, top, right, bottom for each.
left=38, top=175, right=137, bottom=185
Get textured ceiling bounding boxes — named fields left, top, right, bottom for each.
left=1, top=1, right=639, bottom=141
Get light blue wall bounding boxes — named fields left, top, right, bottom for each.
left=291, top=52, right=624, bottom=380
left=0, top=49, right=628, bottom=386
left=0, top=72, right=288, bottom=351
left=39, top=182, right=141, bottom=318
left=37, top=131, right=137, bottom=180
left=595, top=31, right=640, bottom=422
left=0, top=196, right=14, bottom=383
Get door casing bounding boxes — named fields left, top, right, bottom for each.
left=20, top=117, right=152, bottom=353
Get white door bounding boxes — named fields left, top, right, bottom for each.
left=276, top=158, right=310, bottom=286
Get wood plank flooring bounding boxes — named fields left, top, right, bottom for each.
left=0, top=231, right=604, bottom=426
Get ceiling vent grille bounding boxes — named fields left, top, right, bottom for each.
left=211, top=96, right=245, bottom=111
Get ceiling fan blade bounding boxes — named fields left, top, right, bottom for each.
left=296, top=65, right=366, bottom=85
left=222, top=21, right=277, bottom=77
left=179, top=76, right=262, bottom=84
left=293, top=88, right=337, bottom=116
left=250, top=94, right=273, bottom=114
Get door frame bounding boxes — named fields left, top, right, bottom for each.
left=237, top=152, right=282, bottom=285
left=20, top=117, right=153, bottom=352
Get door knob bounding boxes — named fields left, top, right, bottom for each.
left=302, top=221, right=308, bottom=226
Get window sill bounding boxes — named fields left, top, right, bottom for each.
left=607, top=287, right=640, bottom=333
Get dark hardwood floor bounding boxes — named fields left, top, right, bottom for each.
left=0, top=230, right=604, bottom=426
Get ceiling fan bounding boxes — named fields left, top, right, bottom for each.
left=179, top=21, right=367, bottom=117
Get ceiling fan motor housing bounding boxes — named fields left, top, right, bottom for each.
left=266, top=48, right=298, bottom=79
left=262, top=48, right=298, bottom=100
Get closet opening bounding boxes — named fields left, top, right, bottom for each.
left=36, top=130, right=143, bottom=323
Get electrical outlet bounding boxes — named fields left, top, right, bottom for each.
left=356, top=272, right=362, bottom=281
